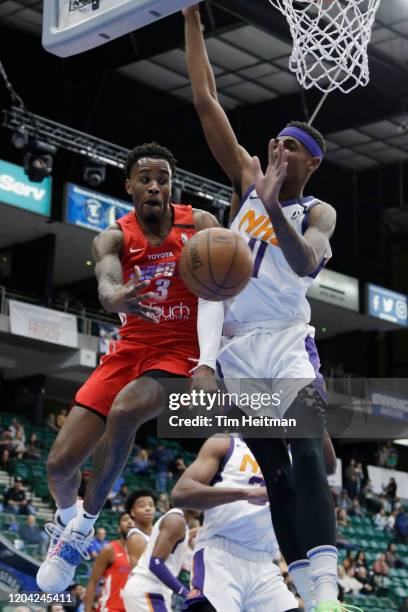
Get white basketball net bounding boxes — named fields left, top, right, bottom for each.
left=269, top=0, right=382, bottom=93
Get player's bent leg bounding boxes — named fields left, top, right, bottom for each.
left=46, top=405, right=106, bottom=509
left=83, top=375, right=167, bottom=516
left=286, top=385, right=338, bottom=607
left=37, top=406, right=106, bottom=592
left=38, top=377, right=166, bottom=594
left=244, top=437, right=305, bottom=565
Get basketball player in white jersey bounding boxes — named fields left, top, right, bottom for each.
left=125, top=489, right=156, bottom=568
left=172, top=435, right=299, bottom=612
left=183, top=6, right=350, bottom=612
left=122, top=507, right=195, bottom=611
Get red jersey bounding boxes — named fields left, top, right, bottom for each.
left=116, top=204, right=198, bottom=348
left=98, top=540, right=130, bottom=612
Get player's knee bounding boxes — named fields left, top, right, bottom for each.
left=291, top=440, right=323, bottom=477
left=108, top=379, right=165, bottom=432
left=47, top=451, right=76, bottom=481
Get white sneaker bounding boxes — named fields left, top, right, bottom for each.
left=36, top=521, right=94, bottom=593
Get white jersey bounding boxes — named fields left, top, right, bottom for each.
left=197, top=437, right=279, bottom=558
left=130, top=509, right=189, bottom=598
left=126, top=526, right=150, bottom=544
left=225, top=187, right=331, bottom=326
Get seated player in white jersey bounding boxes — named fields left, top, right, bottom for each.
left=183, top=7, right=355, bottom=612
left=122, top=507, right=196, bottom=611
left=124, top=489, right=156, bottom=568
left=172, top=435, right=337, bottom=612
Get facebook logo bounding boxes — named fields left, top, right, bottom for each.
left=368, top=284, right=408, bottom=326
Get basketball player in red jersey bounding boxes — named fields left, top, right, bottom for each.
left=37, top=142, right=221, bottom=593
left=84, top=512, right=134, bottom=612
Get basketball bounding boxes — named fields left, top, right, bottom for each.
left=179, top=228, right=253, bottom=301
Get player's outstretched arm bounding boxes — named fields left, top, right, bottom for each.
left=84, top=544, right=112, bottom=612
left=183, top=5, right=253, bottom=195
left=191, top=209, right=224, bottom=382
left=171, top=437, right=268, bottom=510
left=148, top=514, right=189, bottom=598
left=92, top=227, right=159, bottom=320
left=127, top=532, right=148, bottom=568
left=253, top=140, right=336, bottom=276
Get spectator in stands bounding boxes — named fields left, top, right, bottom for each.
left=399, top=596, right=408, bottom=612
left=379, top=492, right=392, bottom=514
left=384, top=477, right=397, bottom=501
left=111, top=483, right=129, bottom=512
left=55, top=408, right=68, bottom=430
left=46, top=413, right=59, bottom=432
left=337, top=508, right=350, bottom=527
left=0, top=428, right=14, bottom=452
left=385, top=542, right=406, bottom=569
left=88, top=527, right=108, bottom=561
left=354, top=462, right=364, bottom=496
left=374, top=507, right=387, bottom=530
left=10, top=428, right=26, bottom=459
left=349, top=497, right=364, bottom=518
left=373, top=552, right=389, bottom=577
left=170, top=456, right=187, bottom=485
left=150, top=443, right=174, bottom=493
left=156, top=492, right=170, bottom=517
left=132, top=448, right=149, bottom=475
left=376, top=444, right=388, bottom=467
left=386, top=509, right=398, bottom=533
left=19, top=515, right=49, bottom=558
left=0, top=448, right=10, bottom=471
left=341, top=567, right=363, bottom=595
left=361, top=479, right=376, bottom=512
left=337, top=566, right=350, bottom=594
left=395, top=508, right=408, bottom=544
left=25, top=432, right=42, bottom=459
left=354, top=566, right=374, bottom=596
left=68, top=583, right=86, bottom=612
left=354, top=550, right=367, bottom=571
left=4, top=477, right=35, bottom=515
left=338, top=489, right=352, bottom=510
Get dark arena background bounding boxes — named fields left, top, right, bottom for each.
left=0, top=1, right=408, bottom=611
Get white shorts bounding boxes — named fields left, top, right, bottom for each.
left=217, top=321, right=324, bottom=418
left=122, top=576, right=171, bottom=612
left=186, top=542, right=298, bottom=612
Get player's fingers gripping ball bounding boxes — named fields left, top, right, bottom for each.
left=179, top=228, right=253, bottom=301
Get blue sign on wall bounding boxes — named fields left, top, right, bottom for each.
left=367, top=283, right=408, bottom=327
left=0, top=159, right=52, bottom=216
left=65, top=183, right=133, bottom=232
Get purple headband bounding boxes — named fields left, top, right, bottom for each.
left=278, top=126, right=323, bottom=159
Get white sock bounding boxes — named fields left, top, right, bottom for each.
left=57, top=502, right=78, bottom=527
left=288, top=559, right=316, bottom=612
left=307, top=545, right=339, bottom=604
left=71, top=507, right=99, bottom=537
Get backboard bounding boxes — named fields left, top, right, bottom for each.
left=43, top=0, right=197, bottom=57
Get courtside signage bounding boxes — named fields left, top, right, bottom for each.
left=0, top=159, right=51, bottom=216
left=307, top=268, right=359, bottom=311
left=65, top=183, right=132, bottom=232
left=367, top=283, right=408, bottom=327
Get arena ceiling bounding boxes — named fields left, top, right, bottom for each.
left=2, top=0, right=408, bottom=173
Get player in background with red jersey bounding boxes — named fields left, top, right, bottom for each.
left=37, top=142, right=221, bottom=593
left=85, top=512, right=134, bottom=612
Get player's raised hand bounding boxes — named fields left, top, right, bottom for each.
left=182, top=4, right=200, bottom=18
left=245, top=486, right=269, bottom=506
left=253, top=139, right=288, bottom=210
left=111, top=266, right=161, bottom=323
